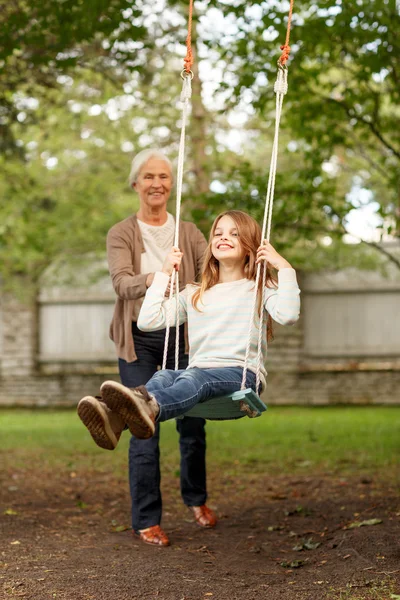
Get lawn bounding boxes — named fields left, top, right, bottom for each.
left=2, top=405, right=399, bottom=477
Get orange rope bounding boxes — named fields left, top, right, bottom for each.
left=279, top=0, right=294, bottom=65
left=184, top=0, right=194, bottom=73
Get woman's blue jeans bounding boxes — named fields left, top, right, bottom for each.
left=147, top=367, right=257, bottom=422
left=119, top=323, right=207, bottom=532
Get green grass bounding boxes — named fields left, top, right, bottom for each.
left=1, top=406, right=399, bottom=477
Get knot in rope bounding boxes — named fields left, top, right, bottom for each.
left=184, top=49, right=194, bottom=74
left=274, top=68, right=288, bottom=95
left=279, top=44, right=291, bottom=65
left=279, top=0, right=294, bottom=66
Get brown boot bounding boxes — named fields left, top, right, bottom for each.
left=100, top=381, right=158, bottom=440
left=77, top=396, right=125, bottom=450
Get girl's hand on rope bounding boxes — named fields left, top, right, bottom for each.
left=256, top=241, right=292, bottom=271
left=162, top=247, right=183, bottom=276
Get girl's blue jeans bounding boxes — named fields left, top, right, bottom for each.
left=147, top=367, right=257, bottom=422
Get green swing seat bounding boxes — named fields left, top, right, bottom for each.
left=182, top=388, right=267, bottom=421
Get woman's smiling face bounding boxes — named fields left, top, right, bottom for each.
left=133, top=157, right=172, bottom=210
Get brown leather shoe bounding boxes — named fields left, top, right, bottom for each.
left=136, top=525, right=170, bottom=547
left=77, top=396, right=125, bottom=450
left=191, top=505, right=217, bottom=528
left=100, top=381, right=158, bottom=439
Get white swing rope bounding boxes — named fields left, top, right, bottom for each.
left=162, top=73, right=193, bottom=371
left=162, top=67, right=288, bottom=389
left=240, top=65, right=289, bottom=396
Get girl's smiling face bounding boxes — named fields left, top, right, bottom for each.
left=211, top=215, right=246, bottom=263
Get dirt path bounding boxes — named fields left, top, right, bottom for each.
left=1, top=468, right=399, bottom=599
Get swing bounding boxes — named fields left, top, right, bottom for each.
left=162, top=0, right=294, bottom=421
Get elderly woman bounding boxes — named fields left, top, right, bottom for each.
left=78, top=149, right=216, bottom=546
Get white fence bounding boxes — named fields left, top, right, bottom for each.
left=302, top=268, right=400, bottom=362
left=37, top=264, right=400, bottom=369
left=39, top=280, right=116, bottom=364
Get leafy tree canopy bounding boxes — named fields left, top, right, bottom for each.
left=209, top=0, right=399, bottom=239
left=0, top=0, right=148, bottom=155
left=1, top=0, right=398, bottom=290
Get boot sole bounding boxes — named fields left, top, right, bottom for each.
left=100, top=381, right=155, bottom=440
left=77, top=396, right=117, bottom=450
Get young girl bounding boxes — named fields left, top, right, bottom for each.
left=80, top=210, right=300, bottom=441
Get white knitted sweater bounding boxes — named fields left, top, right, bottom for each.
left=138, top=268, right=300, bottom=389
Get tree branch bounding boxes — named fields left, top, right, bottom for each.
left=359, top=239, right=400, bottom=270
left=326, top=96, right=400, bottom=160
left=286, top=223, right=400, bottom=271
left=362, top=116, right=400, bottom=160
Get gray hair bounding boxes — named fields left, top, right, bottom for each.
left=128, top=149, right=173, bottom=187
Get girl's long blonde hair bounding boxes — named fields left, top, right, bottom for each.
left=192, top=210, right=276, bottom=341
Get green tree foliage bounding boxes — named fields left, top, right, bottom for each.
left=0, top=0, right=192, bottom=286
left=0, top=0, right=148, bottom=155
left=0, top=65, right=187, bottom=286
left=1, top=0, right=397, bottom=289
left=210, top=0, right=400, bottom=243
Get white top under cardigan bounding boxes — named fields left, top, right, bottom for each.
left=137, top=269, right=301, bottom=390
left=133, top=213, right=175, bottom=321
left=137, top=213, right=175, bottom=276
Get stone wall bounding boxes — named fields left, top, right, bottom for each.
left=1, top=293, right=37, bottom=377
left=0, top=288, right=113, bottom=406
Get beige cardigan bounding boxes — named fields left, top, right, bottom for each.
left=107, top=214, right=207, bottom=363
